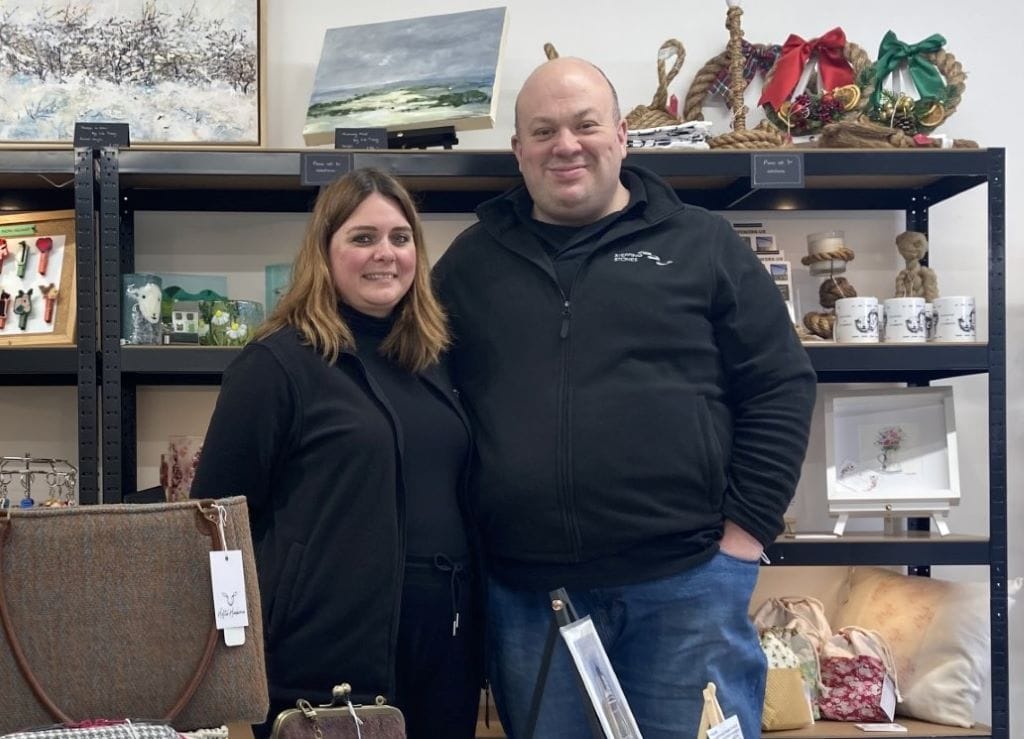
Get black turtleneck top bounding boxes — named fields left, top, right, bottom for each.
left=343, top=305, right=470, bottom=560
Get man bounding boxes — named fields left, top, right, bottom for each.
left=433, top=57, right=816, bottom=738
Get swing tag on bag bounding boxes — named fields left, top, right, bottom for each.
left=207, top=503, right=248, bottom=646
left=706, top=715, right=743, bottom=739
left=210, top=550, right=249, bottom=645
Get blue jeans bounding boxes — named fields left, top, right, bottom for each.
left=487, top=551, right=766, bottom=739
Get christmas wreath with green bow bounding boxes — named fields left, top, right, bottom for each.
left=860, top=31, right=966, bottom=135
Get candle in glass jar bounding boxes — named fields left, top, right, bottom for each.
left=807, top=230, right=845, bottom=256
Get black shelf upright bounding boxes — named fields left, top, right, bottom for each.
left=73, top=146, right=99, bottom=504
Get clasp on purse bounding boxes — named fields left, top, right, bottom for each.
left=296, top=699, right=324, bottom=739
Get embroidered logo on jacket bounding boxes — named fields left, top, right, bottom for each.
left=612, top=250, right=674, bottom=266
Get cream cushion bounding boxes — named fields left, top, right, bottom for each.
left=833, top=566, right=1020, bottom=728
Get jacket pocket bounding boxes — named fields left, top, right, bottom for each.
left=574, top=389, right=727, bottom=534
left=267, top=542, right=305, bottom=640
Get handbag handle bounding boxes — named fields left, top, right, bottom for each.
left=0, top=501, right=224, bottom=723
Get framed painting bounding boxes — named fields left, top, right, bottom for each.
left=824, top=386, right=960, bottom=536
left=304, top=7, right=508, bottom=145
left=0, top=1, right=265, bottom=147
left=0, top=209, right=76, bottom=346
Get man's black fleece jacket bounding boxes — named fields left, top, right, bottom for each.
left=433, top=165, right=817, bottom=589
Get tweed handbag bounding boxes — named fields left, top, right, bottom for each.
left=271, top=685, right=405, bottom=739
left=0, top=497, right=269, bottom=734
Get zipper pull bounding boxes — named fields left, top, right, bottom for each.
left=760, top=551, right=771, bottom=565
left=560, top=300, right=571, bottom=339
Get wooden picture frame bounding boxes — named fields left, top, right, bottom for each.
left=0, top=210, right=76, bottom=347
left=0, top=1, right=265, bottom=148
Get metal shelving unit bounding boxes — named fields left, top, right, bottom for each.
left=0, top=148, right=99, bottom=503
left=2, top=146, right=1006, bottom=738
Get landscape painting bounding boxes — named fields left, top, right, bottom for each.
left=303, top=7, right=507, bottom=145
left=0, top=0, right=263, bottom=145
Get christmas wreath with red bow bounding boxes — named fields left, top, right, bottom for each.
left=758, top=27, right=872, bottom=137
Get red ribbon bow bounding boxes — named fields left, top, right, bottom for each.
left=758, top=27, right=854, bottom=109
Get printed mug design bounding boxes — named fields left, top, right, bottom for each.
left=958, top=308, right=976, bottom=333
left=905, top=309, right=927, bottom=334
left=854, top=310, right=879, bottom=334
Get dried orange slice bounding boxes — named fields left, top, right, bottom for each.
left=918, top=101, right=946, bottom=128
left=832, top=84, right=861, bottom=111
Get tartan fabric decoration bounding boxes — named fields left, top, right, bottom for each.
left=3, top=721, right=181, bottom=739
left=709, top=40, right=781, bottom=103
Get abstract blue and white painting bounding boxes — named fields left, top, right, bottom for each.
left=303, top=7, right=507, bottom=144
left=0, top=0, right=261, bottom=144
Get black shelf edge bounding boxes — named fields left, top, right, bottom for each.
left=0, top=149, right=75, bottom=175
left=0, top=347, right=79, bottom=384
left=119, top=343, right=990, bottom=386
left=766, top=533, right=990, bottom=566
left=120, top=346, right=237, bottom=382
left=806, top=342, right=989, bottom=382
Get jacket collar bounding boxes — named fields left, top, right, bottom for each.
left=473, top=165, right=686, bottom=266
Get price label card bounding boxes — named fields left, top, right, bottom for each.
left=707, top=715, right=743, bottom=739
left=209, top=550, right=249, bottom=632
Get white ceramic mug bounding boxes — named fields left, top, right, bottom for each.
left=933, top=295, right=976, bottom=342
left=834, top=297, right=880, bottom=343
left=882, top=297, right=928, bottom=343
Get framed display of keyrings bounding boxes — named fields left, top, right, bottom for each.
left=0, top=210, right=76, bottom=347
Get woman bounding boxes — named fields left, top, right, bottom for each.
left=191, top=168, right=480, bottom=739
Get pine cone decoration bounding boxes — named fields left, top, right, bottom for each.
left=894, top=113, right=917, bottom=134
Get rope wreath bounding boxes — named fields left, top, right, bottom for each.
left=758, top=32, right=874, bottom=137
left=861, top=32, right=966, bottom=134
left=683, top=42, right=779, bottom=124
left=817, top=115, right=978, bottom=148
left=684, top=6, right=786, bottom=148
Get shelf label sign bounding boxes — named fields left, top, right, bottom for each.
left=73, top=122, right=130, bottom=148
left=751, top=153, right=804, bottom=188
left=301, top=153, right=353, bottom=186
left=334, top=128, right=388, bottom=150
left=0, top=224, right=35, bottom=237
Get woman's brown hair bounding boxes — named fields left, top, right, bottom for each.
left=256, top=168, right=449, bottom=372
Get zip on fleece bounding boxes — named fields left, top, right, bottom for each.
left=346, top=353, right=406, bottom=702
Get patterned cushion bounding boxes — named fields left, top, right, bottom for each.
left=834, top=566, right=1021, bottom=728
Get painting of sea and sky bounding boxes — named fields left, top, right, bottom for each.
left=303, top=7, right=508, bottom=145
left=0, top=0, right=261, bottom=145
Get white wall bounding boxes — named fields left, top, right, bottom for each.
left=3, top=0, right=1018, bottom=730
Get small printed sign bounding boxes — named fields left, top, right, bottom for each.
left=300, top=152, right=353, bottom=186
left=335, top=127, right=389, bottom=150
left=751, top=153, right=804, bottom=188
left=73, top=122, right=130, bottom=148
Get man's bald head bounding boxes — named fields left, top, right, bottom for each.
left=513, top=57, right=622, bottom=134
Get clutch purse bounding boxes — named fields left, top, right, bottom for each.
left=0, top=497, right=269, bottom=733
left=271, top=685, right=405, bottom=739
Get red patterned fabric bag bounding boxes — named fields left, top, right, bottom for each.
left=818, top=627, right=901, bottom=723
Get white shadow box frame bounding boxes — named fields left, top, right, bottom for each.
left=824, top=386, right=960, bottom=536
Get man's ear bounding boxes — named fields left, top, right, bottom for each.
left=511, top=134, right=524, bottom=170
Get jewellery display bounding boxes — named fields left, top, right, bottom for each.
left=0, top=454, right=78, bottom=509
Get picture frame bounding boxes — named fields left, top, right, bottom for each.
left=824, top=387, right=960, bottom=536
left=303, top=7, right=508, bottom=145
left=754, top=234, right=780, bottom=254
left=0, top=1, right=265, bottom=147
left=0, top=209, right=76, bottom=346
left=559, top=616, right=642, bottom=739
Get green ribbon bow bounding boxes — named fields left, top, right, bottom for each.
left=870, top=31, right=947, bottom=110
